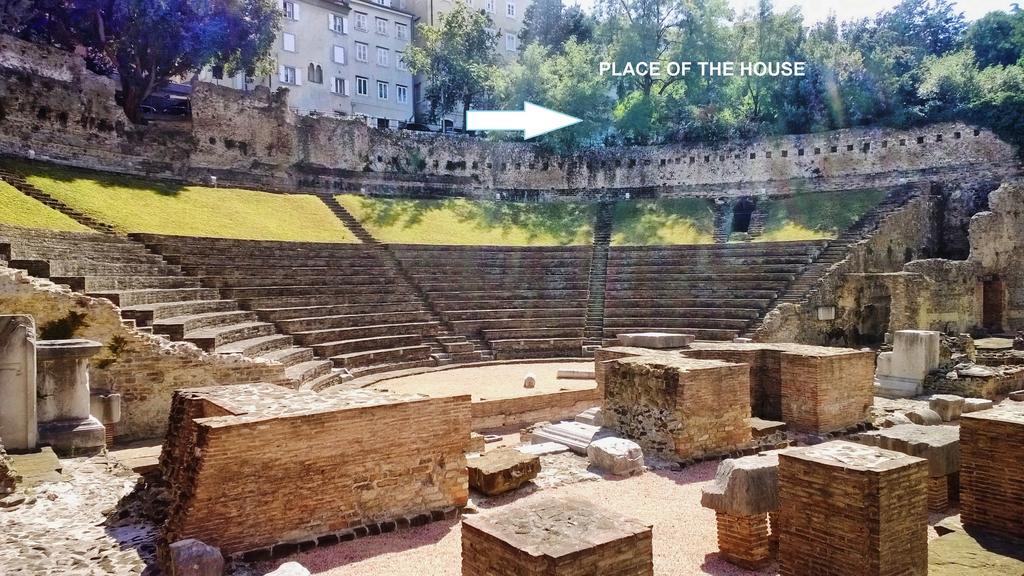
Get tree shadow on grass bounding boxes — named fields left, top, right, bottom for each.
left=343, top=195, right=596, bottom=245
left=611, top=198, right=717, bottom=245
left=1, top=157, right=189, bottom=197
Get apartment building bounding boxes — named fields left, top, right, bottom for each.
left=404, top=0, right=530, bottom=129
left=201, top=0, right=416, bottom=128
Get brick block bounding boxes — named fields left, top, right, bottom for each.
left=960, top=404, right=1024, bottom=540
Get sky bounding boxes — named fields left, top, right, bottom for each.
left=576, top=0, right=1019, bottom=23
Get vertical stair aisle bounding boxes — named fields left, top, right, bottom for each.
left=320, top=195, right=488, bottom=364
left=583, top=201, right=614, bottom=355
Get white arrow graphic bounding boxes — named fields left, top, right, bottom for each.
left=466, top=102, right=582, bottom=139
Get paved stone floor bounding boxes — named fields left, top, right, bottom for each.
left=0, top=455, right=158, bottom=575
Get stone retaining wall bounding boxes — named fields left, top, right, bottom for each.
left=1, top=35, right=1018, bottom=199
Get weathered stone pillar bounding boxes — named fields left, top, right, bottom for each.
left=0, top=315, right=37, bottom=452
left=701, top=451, right=784, bottom=570
left=36, top=339, right=105, bottom=456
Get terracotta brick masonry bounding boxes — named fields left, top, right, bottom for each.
left=714, top=511, right=772, bottom=570
left=960, top=403, right=1024, bottom=541
left=778, top=441, right=928, bottom=576
left=159, top=383, right=471, bottom=563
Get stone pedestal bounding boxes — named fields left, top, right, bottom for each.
left=0, top=315, right=37, bottom=452
left=604, top=355, right=751, bottom=461
left=960, top=404, right=1024, bottom=540
left=855, top=424, right=960, bottom=512
left=467, top=448, right=540, bottom=496
left=778, top=441, right=928, bottom=576
left=875, top=330, right=941, bottom=398
left=462, top=496, right=653, bottom=575
left=35, top=339, right=105, bottom=456
left=701, top=451, right=784, bottom=570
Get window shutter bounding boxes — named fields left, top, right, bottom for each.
left=295, top=68, right=302, bottom=86
left=293, top=2, right=300, bottom=20
left=343, top=17, right=349, bottom=34
left=278, top=64, right=286, bottom=83
left=343, top=79, right=350, bottom=96
left=328, top=13, right=333, bottom=29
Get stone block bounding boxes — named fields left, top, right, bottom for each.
left=1009, top=389, right=1024, bottom=401
left=747, top=417, right=786, bottom=437
left=701, top=452, right=783, bottom=517
left=778, top=441, right=928, bottom=576
left=462, top=496, right=653, bottom=575
left=574, top=407, right=603, bottom=426
left=518, top=442, right=569, bottom=456
left=961, top=398, right=994, bottom=413
left=36, top=339, right=105, bottom=456
left=0, top=315, right=37, bottom=451
left=558, top=369, right=595, bottom=380
left=603, top=355, right=751, bottom=460
left=855, top=424, right=959, bottom=478
left=467, top=432, right=485, bottom=454
left=587, top=437, right=644, bottom=477
left=523, top=373, right=536, bottom=389
left=960, top=403, right=1024, bottom=540
left=167, top=539, right=224, bottom=576
left=266, top=562, right=310, bottom=576
left=617, top=332, right=695, bottom=349
left=467, top=448, right=540, bottom=496
left=905, top=407, right=942, bottom=426
left=875, top=330, right=941, bottom=398
left=531, top=421, right=609, bottom=454
left=928, top=394, right=964, bottom=421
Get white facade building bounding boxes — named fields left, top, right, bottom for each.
left=201, top=0, right=416, bottom=128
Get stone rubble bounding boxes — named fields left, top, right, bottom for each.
left=586, top=437, right=645, bottom=477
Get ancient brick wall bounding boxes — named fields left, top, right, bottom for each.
left=161, top=385, right=471, bottom=557
left=471, top=388, right=600, bottom=430
left=960, top=404, right=1024, bottom=540
left=1, top=35, right=1019, bottom=198
left=0, top=265, right=288, bottom=440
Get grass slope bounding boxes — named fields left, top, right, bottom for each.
left=9, top=162, right=357, bottom=243
left=756, top=188, right=888, bottom=242
left=611, top=198, right=716, bottom=245
left=0, top=180, right=93, bottom=232
left=337, top=195, right=595, bottom=245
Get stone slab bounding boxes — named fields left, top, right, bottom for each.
left=962, top=398, right=994, bottom=413
left=517, top=442, right=569, bottom=456
left=467, top=448, right=540, bottom=496
left=558, top=369, right=596, bottom=380
left=701, top=451, right=783, bottom=516
left=928, top=395, right=964, bottom=421
left=574, top=407, right=603, bottom=426
left=746, top=417, right=786, bottom=437
left=855, top=424, right=960, bottom=477
left=905, top=407, right=943, bottom=425
left=531, top=421, right=611, bottom=454
left=617, top=333, right=695, bottom=349
left=928, top=532, right=1024, bottom=576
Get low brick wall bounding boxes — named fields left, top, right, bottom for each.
left=471, top=387, right=600, bottom=430
left=160, top=384, right=471, bottom=558
left=960, top=404, right=1024, bottom=541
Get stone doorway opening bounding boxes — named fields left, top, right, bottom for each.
left=854, top=284, right=892, bottom=346
left=731, top=198, right=756, bottom=234
left=982, top=277, right=1005, bottom=334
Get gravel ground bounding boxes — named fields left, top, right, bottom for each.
left=370, top=361, right=596, bottom=401
left=259, top=460, right=777, bottom=576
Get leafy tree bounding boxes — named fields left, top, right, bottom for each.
left=966, top=9, right=1024, bottom=68
left=519, top=0, right=594, bottom=50
left=46, top=0, right=279, bottom=124
left=734, top=0, right=805, bottom=123
left=405, top=3, right=499, bottom=122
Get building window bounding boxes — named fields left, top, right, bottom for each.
left=376, top=17, right=388, bottom=35
left=282, top=1, right=298, bottom=20
left=506, top=1, right=516, bottom=17
left=505, top=34, right=518, bottom=52
left=330, top=13, right=348, bottom=34
left=307, top=63, right=324, bottom=84
left=377, top=80, right=389, bottom=100
left=282, top=32, right=296, bottom=52
left=377, top=47, right=390, bottom=66
left=281, top=66, right=297, bottom=85
left=396, top=22, right=408, bottom=40
left=333, top=77, right=349, bottom=96
left=485, top=0, right=494, bottom=12
left=355, top=42, right=368, bottom=62
left=396, top=52, right=408, bottom=71
left=355, top=12, right=368, bottom=31
left=333, top=45, right=347, bottom=64
left=397, top=84, right=408, bottom=104
left=356, top=76, right=368, bottom=96
left=375, top=0, right=392, bottom=6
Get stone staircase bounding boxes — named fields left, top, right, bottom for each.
left=0, top=224, right=338, bottom=390
left=745, top=186, right=923, bottom=336
left=321, top=196, right=487, bottom=364
left=583, top=202, right=614, bottom=352
left=0, top=168, right=117, bottom=234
